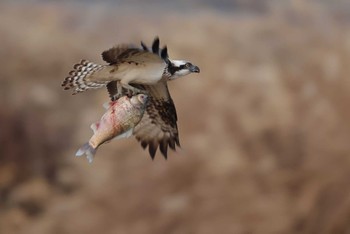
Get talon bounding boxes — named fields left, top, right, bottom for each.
left=126, top=89, right=133, bottom=97
left=130, top=89, right=148, bottom=97
left=120, top=83, right=146, bottom=96
left=112, top=93, right=123, bottom=101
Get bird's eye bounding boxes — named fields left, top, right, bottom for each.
left=185, top=63, right=191, bottom=68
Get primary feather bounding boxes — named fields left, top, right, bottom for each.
left=133, top=81, right=180, bottom=159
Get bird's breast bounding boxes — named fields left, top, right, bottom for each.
left=117, top=63, right=165, bottom=84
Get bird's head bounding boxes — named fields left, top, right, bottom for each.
left=166, top=59, right=200, bottom=80
left=141, top=37, right=200, bottom=80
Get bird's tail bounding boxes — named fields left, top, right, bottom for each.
left=62, top=60, right=107, bottom=94
left=75, top=142, right=97, bottom=163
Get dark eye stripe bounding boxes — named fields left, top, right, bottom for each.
left=167, top=63, right=191, bottom=75
left=168, top=64, right=181, bottom=75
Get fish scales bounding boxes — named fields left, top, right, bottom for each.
left=76, top=94, right=148, bottom=162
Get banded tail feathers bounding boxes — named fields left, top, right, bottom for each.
left=62, top=60, right=107, bottom=94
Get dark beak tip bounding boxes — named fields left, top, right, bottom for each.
left=192, top=65, right=200, bottom=73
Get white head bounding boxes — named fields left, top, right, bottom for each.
left=140, top=37, right=200, bottom=80
left=166, top=59, right=200, bottom=80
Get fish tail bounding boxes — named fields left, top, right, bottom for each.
left=61, top=59, right=107, bottom=94
left=75, top=143, right=97, bottom=163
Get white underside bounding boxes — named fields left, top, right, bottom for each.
left=115, top=63, right=165, bottom=85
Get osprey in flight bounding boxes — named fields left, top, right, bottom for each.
left=62, top=37, right=200, bottom=159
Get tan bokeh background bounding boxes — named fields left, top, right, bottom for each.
left=1, top=1, right=350, bottom=233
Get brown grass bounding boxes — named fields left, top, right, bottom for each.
left=1, top=2, right=350, bottom=234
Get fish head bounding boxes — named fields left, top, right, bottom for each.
left=130, top=94, right=149, bottom=106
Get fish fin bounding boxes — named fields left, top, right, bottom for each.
left=103, top=101, right=111, bottom=110
left=114, top=128, right=133, bottom=140
left=90, top=123, right=99, bottom=133
left=75, top=143, right=97, bottom=163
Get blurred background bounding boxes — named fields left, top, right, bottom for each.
left=1, top=0, right=350, bottom=233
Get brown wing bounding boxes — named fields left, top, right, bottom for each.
left=101, top=44, right=137, bottom=64
left=133, top=81, right=180, bottom=159
left=101, top=43, right=163, bottom=65
left=106, top=81, right=119, bottom=101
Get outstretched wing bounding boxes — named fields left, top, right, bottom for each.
left=101, top=44, right=137, bottom=64
left=101, top=37, right=167, bottom=65
left=133, top=81, right=180, bottom=159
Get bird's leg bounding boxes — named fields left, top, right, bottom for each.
left=125, top=89, right=133, bottom=98
left=116, top=80, right=123, bottom=98
left=110, top=81, right=124, bottom=101
left=114, top=82, right=128, bottom=97
left=120, top=82, right=148, bottom=96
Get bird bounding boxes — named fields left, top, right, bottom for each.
left=62, top=37, right=200, bottom=159
left=62, top=37, right=199, bottom=98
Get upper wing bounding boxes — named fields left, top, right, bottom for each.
left=101, top=39, right=164, bottom=65
left=101, top=44, right=137, bottom=64
left=133, top=81, right=180, bottom=159
left=63, top=37, right=169, bottom=94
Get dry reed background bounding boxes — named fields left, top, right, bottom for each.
left=1, top=1, right=350, bottom=233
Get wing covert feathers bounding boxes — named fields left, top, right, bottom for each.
left=101, top=44, right=137, bottom=64
left=102, top=37, right=168, bottom=66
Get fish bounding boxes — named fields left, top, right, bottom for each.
left=75, top=94, right=148, bottom=163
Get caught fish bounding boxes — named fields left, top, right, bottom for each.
left=76, top=94, right=148, bottom=163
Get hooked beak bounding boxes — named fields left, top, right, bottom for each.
left=190, top=65, right=200, bottom=73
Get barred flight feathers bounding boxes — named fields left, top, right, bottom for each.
left=133, top=81, right=180, bottom=159
left=61, top=60, right=107, bottom=94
